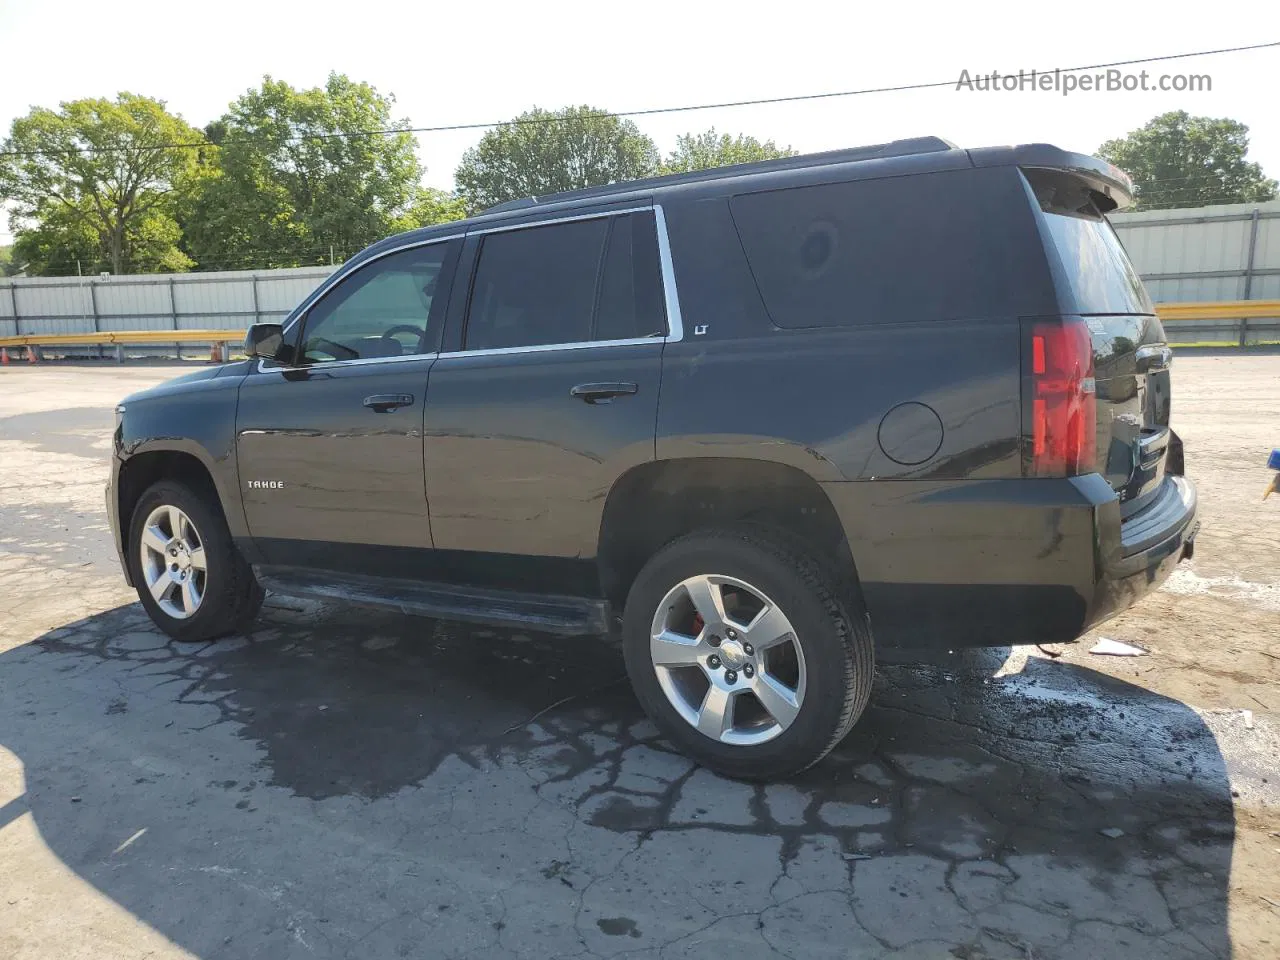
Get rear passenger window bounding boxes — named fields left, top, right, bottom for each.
left=464, top=212, right=667, bottom=351
left=465, top=219, right=607, bottom=350
left=730, top=169, right=1045, bottom=327
left=596, top=213, right=667, bottom=341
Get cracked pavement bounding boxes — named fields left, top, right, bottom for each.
left=1, top=361, right=1278, bottom=959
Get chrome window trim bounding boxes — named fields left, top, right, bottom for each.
left=437, top=336, right=660, bottom=361
left=468, top=205, right=652, bottom=236
left=652, top=204, right=685, bottom=343
left=257, top=202, right=685, bottom=373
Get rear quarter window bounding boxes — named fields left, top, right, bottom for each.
left=1025, top=169, right=1153, bottom=316
left=729, top=168, right=1051, bottom=328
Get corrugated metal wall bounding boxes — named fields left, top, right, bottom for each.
left=3, top=200, right=1278, bottom=349
left=1110, top=199, right=1280, bottom=303
left=0, top=267, right=334, bottom=348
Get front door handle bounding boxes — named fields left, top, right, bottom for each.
left=570, top=382, right=638, bottom=404
left=363, top=393, right=415, bottom=412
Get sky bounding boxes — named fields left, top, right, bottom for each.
left=1, top=0, right=1278, bottom=245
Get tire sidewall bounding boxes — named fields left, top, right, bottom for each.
left=622, top=532, right=856, bottom=777
left=127, top=480, right=233, bottom=640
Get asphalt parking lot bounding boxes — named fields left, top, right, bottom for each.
left=1, top=357, right=1278, bottom=959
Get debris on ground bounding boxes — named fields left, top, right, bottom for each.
left=1243, top=709, right=1255, bottom=730
left=1090, top=637, right=1149, bottom=657
left=1099, top=827, right=1125, bottom=839
left=1036, top=644, right=1064, bottom=659
left=842, top=853, right=873, bottom=861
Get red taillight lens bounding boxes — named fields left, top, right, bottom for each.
left=1027, top=320, right=1096, bottom=476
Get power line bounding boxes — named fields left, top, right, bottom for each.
left=1, top=40, right=1276, bottom=160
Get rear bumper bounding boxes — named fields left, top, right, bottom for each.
left=822, top=473, right=1198, bottom=649
left=1090, top=475, right=1197, bottom=628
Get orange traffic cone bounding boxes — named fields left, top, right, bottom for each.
left=1, top=347, right=9, bottom=365
left=209, top=341, right=223, bottom=363
left=27, top=346, right=39, bottom=364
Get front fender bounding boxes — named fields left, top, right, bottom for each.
left=115, top=372, right=249, bottom=541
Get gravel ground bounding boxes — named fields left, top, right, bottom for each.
left=0, top=357, right=1277, bottom=959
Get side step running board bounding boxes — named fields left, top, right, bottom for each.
left=256, top=565, right=612, bottom=637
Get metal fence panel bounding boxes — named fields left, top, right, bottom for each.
left=4, top=204, right=1280, bottom=351
left=1111, top=199, right=1280, bottom=305
left=0, top=265, right=335, bottom=351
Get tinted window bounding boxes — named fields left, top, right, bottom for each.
left=730, top=169, right=1046, bottom=327
left=466, top=219, right=608, bottom=350
left=1027, top=171, right=1153, bottom=315
left=596, top=213, right=667, bottom=341
left=300, top=243, right=452, bottom=363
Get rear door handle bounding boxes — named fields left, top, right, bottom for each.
left=363, top=393, right=414, bottom=412
left=570, top=382, right=638, bottom=404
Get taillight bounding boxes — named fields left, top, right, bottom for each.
left=1026, top=319, right=1096, bottom=476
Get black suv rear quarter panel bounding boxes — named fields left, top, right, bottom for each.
left=655, top=166, right=1110, bottom=648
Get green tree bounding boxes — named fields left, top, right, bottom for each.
left=661, top=128, right=795, bottom=174
left=391, top=187, right=467, bottom=233
left=10, top=204, right=101, bottom=276
left=183, top=74, right=422, bottom=269
left=1098, top=111, right=1277, bottom=210
left=455, top=106, right=659, bottom=211
left=0, top=244, right=12, bottom=276
left=0, top=93, right=200, bottom=274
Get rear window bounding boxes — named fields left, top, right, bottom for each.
left=1026, top=169, right=1153, bottom=316
left=728, top=168, right=1048, bottom=328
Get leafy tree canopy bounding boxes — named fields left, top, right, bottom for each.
left=661, top=128, right=795, bottom=174
left=1098, top=111, right=1277, bottom=210
left=455, top=106, right=659, bottom=212
left=0, top=93, right=200, bottom=274
left=391, top=187, right=467, bottom=233
left=182, top=73, right=422, bottom=269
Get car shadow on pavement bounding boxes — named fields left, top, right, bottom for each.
left=0, top=598, right=1235, bottom=959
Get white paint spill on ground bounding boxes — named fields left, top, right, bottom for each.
left=1160, top=567, right=1280, bottom=610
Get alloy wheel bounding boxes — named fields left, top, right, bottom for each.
left=649, top=574, right=807, bottom=746
left=139, top=504, right=207, bottom=620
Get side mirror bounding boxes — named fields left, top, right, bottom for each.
left=244, top=323, right=286, bottom=361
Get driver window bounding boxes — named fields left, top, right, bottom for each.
left=299, top=242, right=452, bottom=363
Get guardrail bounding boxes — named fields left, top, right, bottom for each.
left=1, top=300, right=1278, bottom=361
left=0, top=329, right=239, bottom=363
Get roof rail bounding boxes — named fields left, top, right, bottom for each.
left=482, top=136, right=958, bottom=214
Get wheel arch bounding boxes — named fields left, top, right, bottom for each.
left=116, top=442, right=238, bottom=550
left=597, top=458, right=863, bottom=612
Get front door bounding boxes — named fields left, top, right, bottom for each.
left=236, top=238, right=459, bottom=576
left=423, top=211, right=668, bottom=595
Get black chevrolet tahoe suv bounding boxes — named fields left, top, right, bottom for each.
left=108, top=137, right=1199, bottom=780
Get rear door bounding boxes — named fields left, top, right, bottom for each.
left=422, top=209, right=667, bottom=595
left=1027, top=169, right=1172, bottom=514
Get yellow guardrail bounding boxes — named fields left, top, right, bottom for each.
left=1, top=300, right=1278, bottom=354
left=0, top=329, right=242, bottom=348
left=1156, top=300, right=1280, bottom=321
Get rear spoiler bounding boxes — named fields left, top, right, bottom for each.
left=968, top=144, right=1135, bottom=213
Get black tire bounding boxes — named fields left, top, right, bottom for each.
left=622, top=526, right=874, bottom=781
left=126, top=479, right=264, bottom=642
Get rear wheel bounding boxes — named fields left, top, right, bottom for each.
left=127, top=479, right=263, bottom=642
left=622, top=527, right=873, bottom=780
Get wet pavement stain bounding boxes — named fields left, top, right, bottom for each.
left=596, top=916, right=641, bottom=938
left=3, top=596, right=1272, bottom=959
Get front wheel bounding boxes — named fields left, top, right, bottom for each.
left=622, top=527, right=873, bottom=781
left=127, top=479, right=263, bottom=642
